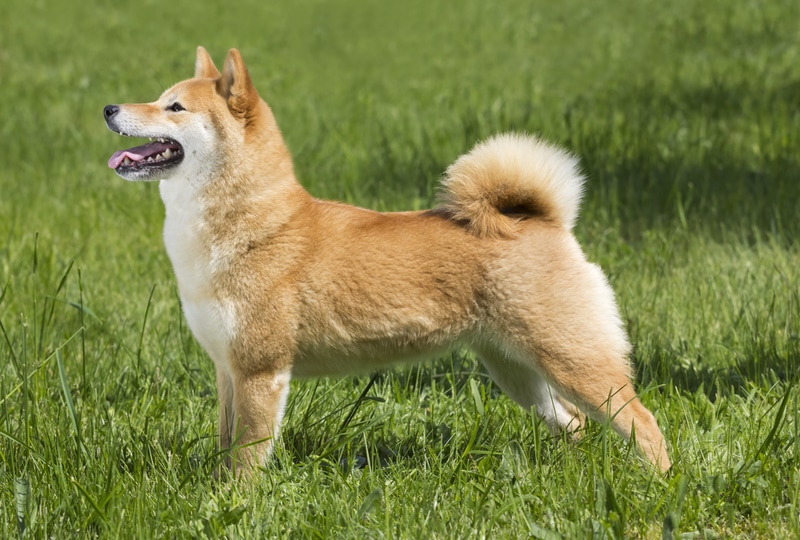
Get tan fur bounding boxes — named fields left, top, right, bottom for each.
left=105, top=47, right=670, bottom=475
left=439, top=133, right=585, bottom=237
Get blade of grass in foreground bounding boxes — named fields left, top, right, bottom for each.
left=56, top=348, right=87, bottom=459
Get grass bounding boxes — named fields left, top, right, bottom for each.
left=1, top=0, right=798, bottom=537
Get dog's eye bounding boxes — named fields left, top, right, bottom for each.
left=167, top=102, right=185, bottom=112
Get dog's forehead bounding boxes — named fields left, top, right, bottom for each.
left=158, top=78, right=216, bottom=102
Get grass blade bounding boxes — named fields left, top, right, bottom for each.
left=137, top=284, right=157, bottom=374
left=14, top=476, right=29, bottom=537
left=56, top=348, right=83, bottom=454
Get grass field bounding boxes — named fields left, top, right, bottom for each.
left=1, top=0, right=799, bottom=537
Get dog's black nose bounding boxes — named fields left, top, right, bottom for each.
left=104, top=105, right=120, bottom=120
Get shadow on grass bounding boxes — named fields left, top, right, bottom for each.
left=635, top=335, right=799, bottom=400
left=567, top=77, right=800, bottom=245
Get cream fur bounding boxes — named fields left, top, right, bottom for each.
left=440, top=133, right=585, bottom=236
left=104, top=46, right=670, bottom=475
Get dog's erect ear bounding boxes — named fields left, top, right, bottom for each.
left=195, top=46, right=221, bottom=79
left=217, top=49, right=259, bottom=119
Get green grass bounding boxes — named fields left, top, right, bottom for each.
left=1, top=0, right=799, bottom=537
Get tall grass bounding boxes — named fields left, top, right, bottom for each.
left=1, top=0, right=798, bottom=537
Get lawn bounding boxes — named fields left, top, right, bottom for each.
left=1, top=0, right=798, bottom=537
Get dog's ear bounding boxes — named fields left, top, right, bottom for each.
left=195, top=46, right=220, bottom=79
left=217, top=49, right=259, bottom=119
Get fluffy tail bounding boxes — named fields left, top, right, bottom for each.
left=438, top=133, right=585, bottom=237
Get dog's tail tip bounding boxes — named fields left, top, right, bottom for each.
left=438, top=133, right=585, bottom=237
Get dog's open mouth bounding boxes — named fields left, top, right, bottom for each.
left=108, top=137, right=184, bottom=180
left=108, top=139, right=183, bottom=173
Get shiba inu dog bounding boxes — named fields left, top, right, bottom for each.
left=104, top=47, right=670, bottom=474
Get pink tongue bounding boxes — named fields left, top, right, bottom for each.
left=107, top=141, right=176, bottom=169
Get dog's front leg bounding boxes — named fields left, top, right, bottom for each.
left=229, top=369, right=292, bottom=475
left=215, top=365, right=234, bottom=461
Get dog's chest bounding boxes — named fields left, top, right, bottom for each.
left=160, top=180, right=232, bottom=367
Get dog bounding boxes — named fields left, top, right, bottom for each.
left=104, top=47, right=670, bottom=474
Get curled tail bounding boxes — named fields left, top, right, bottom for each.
left=438, top=133, right=585, bottom=237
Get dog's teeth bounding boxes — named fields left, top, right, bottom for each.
left=123, top=157, right=132, bottom=165
left=163, top=148, right=173, bottom=159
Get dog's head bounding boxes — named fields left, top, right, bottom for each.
left=104, top=47, right=264, bottom=183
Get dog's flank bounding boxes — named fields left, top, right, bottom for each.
left=105, top=46, right=670, bottom=475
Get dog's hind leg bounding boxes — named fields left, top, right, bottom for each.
left=487, top=252, right=670, bottom=471
left=477, top=347, right=584, bottom=436
left=495, top=312, right=671, bottom=472
left=534, top=346, right=671, bottom=473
